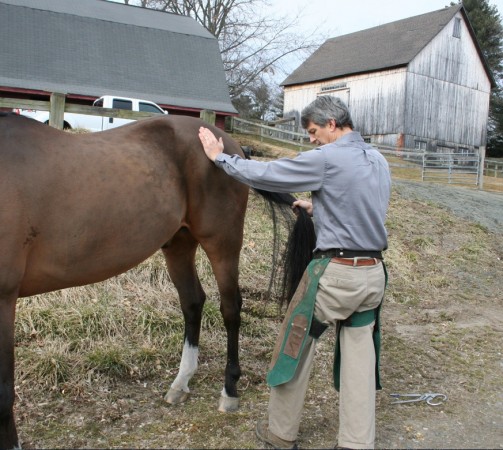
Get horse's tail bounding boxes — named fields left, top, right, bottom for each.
left=252, top=188, right=316, bottom=307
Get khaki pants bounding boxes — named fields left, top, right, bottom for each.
left=268, top=260, right=385, bottom=449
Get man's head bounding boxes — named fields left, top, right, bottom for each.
left=301, top=96, right=354, bottom=145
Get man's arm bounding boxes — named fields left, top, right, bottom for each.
left=198, top=127, right=324, bottom=194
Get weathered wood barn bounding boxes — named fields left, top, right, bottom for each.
left=282, top=4, right=494, bottom=155
left=0, top=0, right=236, bottom=126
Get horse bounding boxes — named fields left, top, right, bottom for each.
left=0, top=112, right=315, bottom=449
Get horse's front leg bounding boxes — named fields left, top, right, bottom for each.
left=0, top=292, right=19, bottom=449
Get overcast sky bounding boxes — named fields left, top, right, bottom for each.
left=271, top=0, right=503, bottom=38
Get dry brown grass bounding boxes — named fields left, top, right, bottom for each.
left=14, top=134, right=503, bottom=449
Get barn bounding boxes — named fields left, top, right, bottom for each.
left=282, top=4, right=494, bottom=156
left=0, top=0, right=236, bottom=126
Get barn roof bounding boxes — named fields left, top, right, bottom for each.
left=0, top=0, right=237, bottom=113
left=282, top=4, right=493, bottom=87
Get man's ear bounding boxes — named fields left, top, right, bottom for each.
left=328, top=119, right=337, bottom=131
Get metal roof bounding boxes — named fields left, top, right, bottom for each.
left=0, top=0, right=237, bottom=113
left=282, top=4, right=489, bottom=87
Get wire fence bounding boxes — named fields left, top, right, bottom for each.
left=231, top=117, right=503, bottom=188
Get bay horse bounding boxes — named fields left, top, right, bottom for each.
left=0, top=113, right=314, bottom=449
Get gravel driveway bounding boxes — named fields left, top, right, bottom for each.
left=393, top=180, right=503, bottom=234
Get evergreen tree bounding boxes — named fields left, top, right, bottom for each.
left=461, top=0, right=503, bottom=157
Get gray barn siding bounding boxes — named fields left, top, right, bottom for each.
left=404, top=12, right=491, bottom=149
left=348, top=70, right=407, bottom=139
left=408, top=12, right=490, bottom=90
left=404, top=74, right=489, bottom=147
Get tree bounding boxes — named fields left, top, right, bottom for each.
left=459, top=0, right=503, bottom=157
left=122, top=0, right=324, bottom=115
left=232, top=80, right=283, bottom=120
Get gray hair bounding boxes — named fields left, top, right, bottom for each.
left=300, top=96, right=354, bottom=130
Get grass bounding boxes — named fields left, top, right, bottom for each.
left=13, top=134, right=503, bottom=449
left=14, top=188, right=284, bottom=392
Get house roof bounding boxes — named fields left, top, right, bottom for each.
left=0, top=0, right=237, bottom=113
left=282, top=5, right=493, bottom=88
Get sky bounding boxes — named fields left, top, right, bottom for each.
left=270, top=0, right=503, bottom=38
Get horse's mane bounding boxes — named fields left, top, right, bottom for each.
left=252, top=188, right=316, bottom=308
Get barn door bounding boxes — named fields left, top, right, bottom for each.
left=318, top=88, right=350, bottom=107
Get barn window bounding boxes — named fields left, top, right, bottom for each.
left=414, top=140, right=427, bottom=151
left=363, top=137, right=371, bottom=143
left=321, top=83, right=347, bottom=92
left=453, top=18, right=461, bottom=38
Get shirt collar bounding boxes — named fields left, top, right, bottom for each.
left=333, top=131, right=364, bottom=146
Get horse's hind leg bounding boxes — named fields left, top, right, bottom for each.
left=200, top=235, right=243, bottom=412
left=162, top=228, right=206, bottom=405
left=0, top=293, right=19, bottom=449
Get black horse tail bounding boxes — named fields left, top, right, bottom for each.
left=252, top=188, right=316, bottom=307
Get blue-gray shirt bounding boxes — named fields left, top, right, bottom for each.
left=214, top=131, right=391, bottom=252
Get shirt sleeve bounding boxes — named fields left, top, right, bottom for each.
left=214, top=149, right=325, bottom=193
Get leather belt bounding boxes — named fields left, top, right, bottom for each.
left=330, top=257, right=380, bottom=267
left=314, top=249, right=383, bottom=259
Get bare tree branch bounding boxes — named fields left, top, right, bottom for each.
left=129, top=0, right=325, bottom=104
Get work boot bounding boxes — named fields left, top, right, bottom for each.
left=255, top=419, right=298, bottom=449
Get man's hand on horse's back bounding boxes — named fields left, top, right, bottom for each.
left=199, top=127, right=224, bottom=162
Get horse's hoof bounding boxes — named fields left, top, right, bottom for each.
left=165, top=388, right=189, bottom=404
left=218, top=395, right=239, bottom=412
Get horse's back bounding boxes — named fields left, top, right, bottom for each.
left=0, top=114, right=248, bottom=296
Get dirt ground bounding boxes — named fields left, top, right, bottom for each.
left=373, top=181, right=503, bottom=449
left=14, top=180, right=503, bottom=449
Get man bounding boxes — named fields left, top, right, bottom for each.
left=198, top=96, right=391, bottom=449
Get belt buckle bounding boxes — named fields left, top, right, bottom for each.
left=353, top=257, right=379, bottom=267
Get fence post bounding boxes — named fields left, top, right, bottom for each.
left=49, top=92, right=66, bottom=130
left=478, top=146, right=486, bottom=190
left=200, top=109, right=216, bottom=126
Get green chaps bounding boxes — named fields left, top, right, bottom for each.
left=267, top=258, right=387, bottom=391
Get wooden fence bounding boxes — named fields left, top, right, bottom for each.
left=231, top=116, right=312, bottom=151
left=0, top=93, right=216, bottom=127
left=2, top=97, right=501, bottom=184
left=484, top=159, right=503, bottom=178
